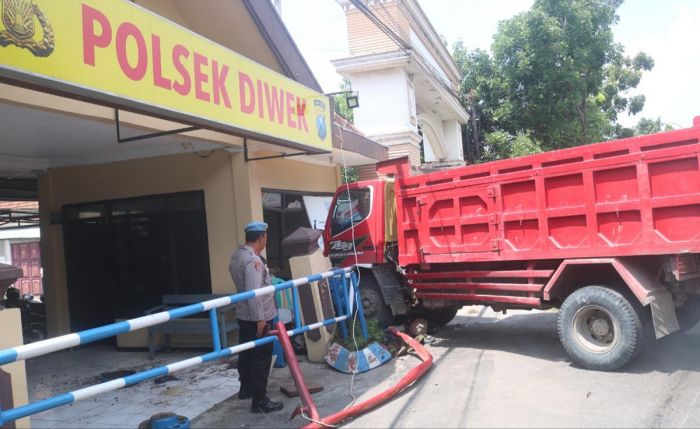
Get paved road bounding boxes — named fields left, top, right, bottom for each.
left=194, top=307, right=700, bottom=428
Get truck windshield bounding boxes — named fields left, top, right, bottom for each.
left=330, top=187, right=371, bottom=236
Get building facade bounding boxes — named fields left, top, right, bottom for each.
left=333, top=0, right=469, bottom=178
left=0, top=0, right=384, bottom=336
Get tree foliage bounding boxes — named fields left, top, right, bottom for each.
left=481, top=131, right=542, bottom=162
left=455, top=0, right=655, bottom=161
left=341, top=167, right=358, bottom=184
left=634, top=117, right=673, bottom=135
left=333, top=78, right=355, bottom=123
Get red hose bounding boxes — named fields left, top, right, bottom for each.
left=301, top=326, right=433, bottom=429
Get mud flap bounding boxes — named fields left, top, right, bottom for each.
left=649, top=291, right=680, bottom=339
left=371, top=265, right=407, bottom=315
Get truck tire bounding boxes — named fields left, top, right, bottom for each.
left=677, top=296, right=700, bottom=332
left=557, top=286, right=644, bottom=371
left=424, top=308, right=459, bottom=329
left=358, top=274, right=393, bottom=327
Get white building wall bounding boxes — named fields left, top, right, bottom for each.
left=422, top=132, right=436, bottom=162
left=351, top=69, right=414, bottom=136
left=409, top=30, right=450, bottom=86
left=442, top=119, right=463, bottom=161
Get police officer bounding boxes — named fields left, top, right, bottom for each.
left=229, top=221, right=284, bottom=414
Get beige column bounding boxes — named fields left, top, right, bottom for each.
left=0, top=309, right=30, bottom=428
left=37, top=172, right=70, bottom=337
left=230, top=152, right=261, bottom=236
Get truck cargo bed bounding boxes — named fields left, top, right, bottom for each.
left=393, top=118, right=700, bottom=266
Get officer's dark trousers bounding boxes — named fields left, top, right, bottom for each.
left=237, top=319, right=273, bottom=403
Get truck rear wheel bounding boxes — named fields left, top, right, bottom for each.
left=557, top=286, right=644, bottom=371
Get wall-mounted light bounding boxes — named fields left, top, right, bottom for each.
left=326, top=90, right=360, bottom=109
left=346, top=93, right=359, bottom=109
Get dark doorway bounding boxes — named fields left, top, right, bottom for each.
left=262, top=190, right=332, bottom=279
left=63, top=192, right=211, bottom=332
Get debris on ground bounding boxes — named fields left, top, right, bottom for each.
left=154, top=374, right=179, bottom=385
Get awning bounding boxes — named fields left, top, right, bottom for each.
left=332, top=114, right=388, bottom=165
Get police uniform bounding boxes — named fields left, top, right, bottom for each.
left=230, top=245, right=276, bottom=322
left=229, top=222, right=281, bottom=412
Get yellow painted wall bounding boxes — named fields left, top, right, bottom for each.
left=40, top=149, right=340, bottom=336
left=39, top=150, right=237, bottom=336
left=230, top=152, right=340, bottom=239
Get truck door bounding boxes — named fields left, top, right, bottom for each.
left=325, top=184, right=383, bottom=266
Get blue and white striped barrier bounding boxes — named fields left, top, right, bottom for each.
left=0, top=266, right=363, bottom=426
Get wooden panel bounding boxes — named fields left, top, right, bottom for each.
left=10, top=241, right=42, bottom=296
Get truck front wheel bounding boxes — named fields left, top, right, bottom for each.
left=557, top=286, right=644, bottom=371
left=359, top=275, right=394, bottom=327
left=423, top=308, right=459, bottom=329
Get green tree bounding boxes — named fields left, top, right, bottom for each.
left=482, top=131, right=542, bottom=162
left=453, top=44, right=511, bottom=162
left=634, top=117, right=673, bottom=135
left=492, top=0, right=653, bottom=149
left=455, top=0, right=654, bottom=159
left=341, top=167, right=358, bottom=184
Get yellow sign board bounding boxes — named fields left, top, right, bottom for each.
left=0, top=0, right=332, bottom=152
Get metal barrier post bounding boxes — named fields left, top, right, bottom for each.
left=273, top=321, right=320, bottom=421
left=341, top=273, right=350, bottom=316
left=329, top=276, right=348, bottom=339
left=208, top=309, right=221, bottom=352
left=0, top=266, right=354, bottom=426
left=351, top=271, right=368, bottom=340
left=292, top=287, right=302, bottom=330
left=340, top=273, right=352, bottom=332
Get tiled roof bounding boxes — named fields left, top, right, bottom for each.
left=0, top=201, right=38, bottom=211
left=333, top=114, right=364, bottom=135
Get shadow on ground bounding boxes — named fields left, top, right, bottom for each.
left=193, top=311, right=700, bottom=428
left=191, top=353, right=401, bottom=428
left=430, top=311, right=700, bottom=375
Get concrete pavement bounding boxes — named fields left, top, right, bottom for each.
left=194, top=307, right=700, bottom=428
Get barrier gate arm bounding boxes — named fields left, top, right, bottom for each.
left=0, top=266, right=357, bottom=426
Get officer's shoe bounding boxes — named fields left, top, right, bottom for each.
left=251, top=397, right=284, bottom=414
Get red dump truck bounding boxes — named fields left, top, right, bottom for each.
left=323, top=117, right=700, bottom=370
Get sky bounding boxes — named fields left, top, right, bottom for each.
left=281, top=0, right=700, bottom=129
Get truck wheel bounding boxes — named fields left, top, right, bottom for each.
left=557, top=286, right=644, bottom=371
left=358, top=275, right=393, bottom=327
left=677, top=296, right=700, bottom=332
left=424, top=308, right=459, bottom=329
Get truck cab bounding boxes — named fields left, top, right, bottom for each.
left=323, top=179, right=396, bottom=267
